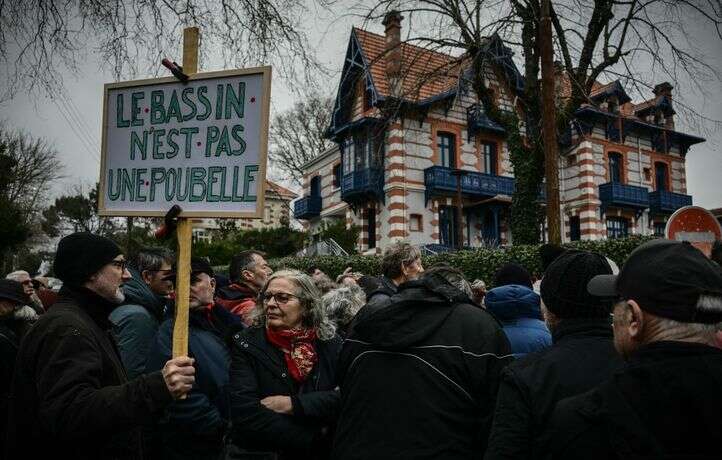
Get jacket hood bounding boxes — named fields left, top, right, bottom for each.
left=121, top=268, right=166, bottom=319
left=485, top=284, right=542, bottom=321
left=352, top=273, right=470, bottom=349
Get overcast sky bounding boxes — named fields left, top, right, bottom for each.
left=1, top=9, right=720, bottom=209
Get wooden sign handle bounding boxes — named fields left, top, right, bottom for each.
left=172, top=26, right=200, bottom=360
left=172, top=217, right=193, bottom=358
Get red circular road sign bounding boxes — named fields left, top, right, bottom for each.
left=665, top=206, right=722, bottom=257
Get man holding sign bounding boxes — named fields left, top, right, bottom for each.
left=5, top=233, right=195, bottom=460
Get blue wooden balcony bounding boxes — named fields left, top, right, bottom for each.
left=341, top=167, right=384, bottom=205
left=424, top=166, right=515, bottom=203
left=649, top=190, right=692, bottom=214
left=293, top=195, right=322, bottom=220
left=599, top=182, right=649, bottom=210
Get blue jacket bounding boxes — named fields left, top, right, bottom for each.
left=146, top=304, right=241, bottom=460
left=485, top=284, right=551, bottom=358
left=110, top=268, right=168, bottom=380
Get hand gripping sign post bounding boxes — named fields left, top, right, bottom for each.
left=665, top=206, right=722, bottom=258
left=98, top=27, right=271, bottom=358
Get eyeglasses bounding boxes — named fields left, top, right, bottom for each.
left=110, top=260, right=128, bottom=271
left=262, top=292, right=299, bottom=305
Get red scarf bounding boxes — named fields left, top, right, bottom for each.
left=265, top=326, right=318, bottom=382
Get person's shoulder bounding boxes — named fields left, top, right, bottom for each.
left=109, top=303, right=152, bottom=321
left=452, top=301, right=503, bottom=329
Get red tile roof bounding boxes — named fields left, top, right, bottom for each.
left=354, top=28, right=464, bottom=101
left=266, top=180, right=298, bottom=200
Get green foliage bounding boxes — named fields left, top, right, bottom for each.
left=42, top=183, right=115, bottom=236
left=315, top=219, right=360, bottom=254
left=268, top=235, right=655, bottom=286
left=194, top=226, right=307, bottom=267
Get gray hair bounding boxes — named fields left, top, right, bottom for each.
left=381, top=242, right=421, bottom=279
left=248, top=269, right=336, bottom=340
left=423, top=265, right=473, bottom=298
left=321, top=285, right=366, bottom=328
left=6, top=270, right=30, bottom=281
left=134, top=247, right=175, bottom=273
left=654, top=295, right=722, bottom=344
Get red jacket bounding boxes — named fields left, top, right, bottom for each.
left=215, top=283, right=257, bottom=325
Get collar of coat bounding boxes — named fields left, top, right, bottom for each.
left=57, top=285, right=120, bottom=330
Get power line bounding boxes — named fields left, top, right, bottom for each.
left=54, top=93, right=101, bottom=159
left=53, top=99, right=101, bottom=164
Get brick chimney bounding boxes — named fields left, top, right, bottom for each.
left=382, top=10, right=404, bottom=98
left=653, top=81, right=673, bottom=99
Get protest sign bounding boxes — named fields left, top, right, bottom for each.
left=98, top=66, right=271, bottom=218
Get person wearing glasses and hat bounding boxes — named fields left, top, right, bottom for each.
left=145, top=257, right=240, bottom=460
left=549, top=239, right=722, bottom=459
left=228, top=269, right=342, bottom=459
left=4, top=232, right=196, bottom=460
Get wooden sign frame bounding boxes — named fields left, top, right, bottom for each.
left=97, top=65, right=272, bottom=219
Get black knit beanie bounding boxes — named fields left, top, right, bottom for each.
left=539, top=244, right=566, bottom=272
left=540, top=250, right=613, bottom=319
left=493, top=263, right=532, bottom=288
left=54, top=232, right=123, bottom=287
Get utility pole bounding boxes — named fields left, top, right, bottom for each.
left=540, top=0, right=562, bottom=244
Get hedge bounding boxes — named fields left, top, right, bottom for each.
left=268, top=235, right=656, bottom=287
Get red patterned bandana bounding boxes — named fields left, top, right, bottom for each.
left=265, top=326, right=318, bottom=382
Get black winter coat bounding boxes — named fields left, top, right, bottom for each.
left=549, top=341, right=722, bottom=460
left=229, top=326, right=342, bottom=460
left=4, top=286, right=174, bottom=460
left=331, top=274, right=513, bottom=460
left=0, top=319, right=20, bottom=456
left=484, top=317, right=623, bottom=460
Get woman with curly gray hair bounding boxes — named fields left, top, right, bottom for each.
left=321, top=285, right=366, bottom=337
left=229, top=270, right=341, bottom=459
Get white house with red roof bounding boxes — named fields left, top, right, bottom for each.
left=294, top=12, right=705, bottom=252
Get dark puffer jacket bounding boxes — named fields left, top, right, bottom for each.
left=4, top=286, right=173, bottom=460
left=331, top=273, right=512, bottom=460
left=110, top=268, right=168, bottom=380
left=146, top=303, right=240, bottom=460
left=484, top=284, right=551, bottom=358
left=484, top=318, right=623, bottom=460
left=229, top=326, right=342, bottom=460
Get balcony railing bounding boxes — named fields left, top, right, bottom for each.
left=424, top=166, right=515, bottom=201
left=293, top=195, right=322, bottom=220
left=341, top=167, right=384, bottom=204
left=598, top=182, right=649, bottom=209
left=649, top=190, right=692, bottom=214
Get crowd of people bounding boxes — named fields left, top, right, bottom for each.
left=1, top=232, right=721, bottom=459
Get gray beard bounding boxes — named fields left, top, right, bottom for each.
left=112, top=290, right=126, bottom=304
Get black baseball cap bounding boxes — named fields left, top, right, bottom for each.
left=0, top=279, right=30, bottom=305
left=163, top=257, right=215, bottom=281
left=588, top=239, right=722, bottom=324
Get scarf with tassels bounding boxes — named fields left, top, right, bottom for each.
left=265, top=326, right=318, bottom=382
